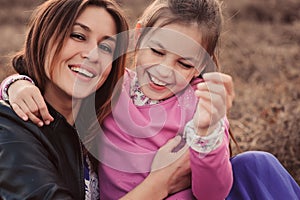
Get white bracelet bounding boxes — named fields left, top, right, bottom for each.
left=183, top=119, right=225, bottom=154
left=1, top=75, right=35, bottom=101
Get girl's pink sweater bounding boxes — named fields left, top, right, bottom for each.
left=97, top=69, right=233, bottom=199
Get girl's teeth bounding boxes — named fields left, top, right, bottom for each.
left=151, top=75, right=167, bottom=86
left=70, top=67, right=94, bottom=78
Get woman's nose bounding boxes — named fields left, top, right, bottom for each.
left=81, top=44, right=99, bottom=63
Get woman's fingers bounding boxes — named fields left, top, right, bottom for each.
left=151, top=136, right=189, bottom=171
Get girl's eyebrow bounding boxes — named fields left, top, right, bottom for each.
left=148, top=40, right=164, bottom=49
left=73, top=22, right=117, bottom=43
left=149, top=40, right=199, bottom=64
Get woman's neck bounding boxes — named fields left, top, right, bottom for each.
left=44, top=83, right=81, bottom=125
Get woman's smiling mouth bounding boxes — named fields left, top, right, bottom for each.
left=69, top=65, right=96, bottom=78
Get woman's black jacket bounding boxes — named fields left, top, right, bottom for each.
left=0, top=100, right=85, bottom=199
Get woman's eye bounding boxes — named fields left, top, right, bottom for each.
left=178, top=61, right=194, bottom=69
left=70, top=33, right=85, bottom=41
left=99, top=43, right=112, bottom=54
left=150, top=48, right=164, bottom=56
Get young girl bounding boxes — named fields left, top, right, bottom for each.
left=96, top=0, right=234, bottom=199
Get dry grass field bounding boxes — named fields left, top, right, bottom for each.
left=0, top=0, right=299, bottom=184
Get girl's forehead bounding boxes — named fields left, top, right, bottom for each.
left=141, top=24, right=207, bottom=62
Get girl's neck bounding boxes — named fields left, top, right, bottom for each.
left=44, top=83, right=81, bottom=125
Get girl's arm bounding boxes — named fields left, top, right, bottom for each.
left=0, top=74, right=54, bottom=126
left=187, top=72, right=234, bottom=199
left=188, top=119, right=233, bottom=199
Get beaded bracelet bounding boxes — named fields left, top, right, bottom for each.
left=183, top=118, right=225, bottom=154
left=1, top=75, right=35, bottom=101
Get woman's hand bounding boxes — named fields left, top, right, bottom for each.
left=120, top=136, right=191, bottom=199
left=193, top=72, right=234, bottom=136
left=8, top=80, right=54, bottom=126
left=151, top=136, right=191, bottom=195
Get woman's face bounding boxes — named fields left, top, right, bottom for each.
left=45, top=5, right=117, bottom=100
left=135, top=22, right=206, bottom=100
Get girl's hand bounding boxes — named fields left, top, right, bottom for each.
left=193, top=72, right=234, bottom=136
left=8, top=80, right=54, bottom=126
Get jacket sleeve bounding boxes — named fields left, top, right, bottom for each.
left=0, top=117, right=75, bottom=199
left=190, top=118, right=233, bottom=200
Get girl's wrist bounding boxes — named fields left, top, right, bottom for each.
left=184, top=118, right=225, bottom=154
left=1, top=75, right=34, bottom=101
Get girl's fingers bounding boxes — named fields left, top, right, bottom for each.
left=10, top=103, right=28, bottom=121
left=195, top=98, right=222, bottom=126
left=194, top=90, right=225, bottom=109
left=33, top=95, right=54, bottom=125
left=203, top=72, right=234, bottom=95
left=14, top=100, right=44, bottom=127
left=23, top=97, right=39, bottom=115
left=196, top=82, right=226, bottom=97
left=27, top=111, right=44, bottom=127
left=198, top=73, right=235, bottom=111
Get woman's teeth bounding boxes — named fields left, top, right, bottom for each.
left=150, top=75, right=167, bottom=86
left=70, top=67, right=95, bottom=78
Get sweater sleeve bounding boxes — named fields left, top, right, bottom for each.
left=0, top=75, right=14, bottom=100
left=0, top=74, right=19, bottom=100
left=0, top=74, right=34, bottom=101
left=190, top=117, right=233, bottom=200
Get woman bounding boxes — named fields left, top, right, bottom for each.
left=0, top=0, right=190, bottom=199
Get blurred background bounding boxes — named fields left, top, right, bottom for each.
left=0, top=0, right=299, bottom=184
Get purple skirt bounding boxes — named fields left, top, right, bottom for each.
left=226, top=151, right=300, bottom=200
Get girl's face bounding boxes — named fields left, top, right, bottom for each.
left=135, top=22, right=206, bottom=100
left=45, top=6, right=117, bottom=100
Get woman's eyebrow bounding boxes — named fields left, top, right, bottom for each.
left=103, top=35, right=116, bottom=43
left=74, top=22, right=90, bottom=31
left=73, top=22, right=116, bottom=43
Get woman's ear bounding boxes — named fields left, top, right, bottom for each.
left=134, top=22, right=142, bottom=43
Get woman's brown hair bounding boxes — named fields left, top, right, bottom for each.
left=12, top=0, right=129, bottom=126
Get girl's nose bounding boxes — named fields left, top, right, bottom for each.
left=158, top=58, right=174, bottom=77
left=157, top=64, right=173, bottom=77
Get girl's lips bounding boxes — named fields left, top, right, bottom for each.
left=147, top=72, right=169, bottom=91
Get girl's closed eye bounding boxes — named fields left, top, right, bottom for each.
left=70, top=32, right=86, bottom=41
left=178, top=60, right=194, bottom=69
left=150, top=47, right=165, bottom=56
